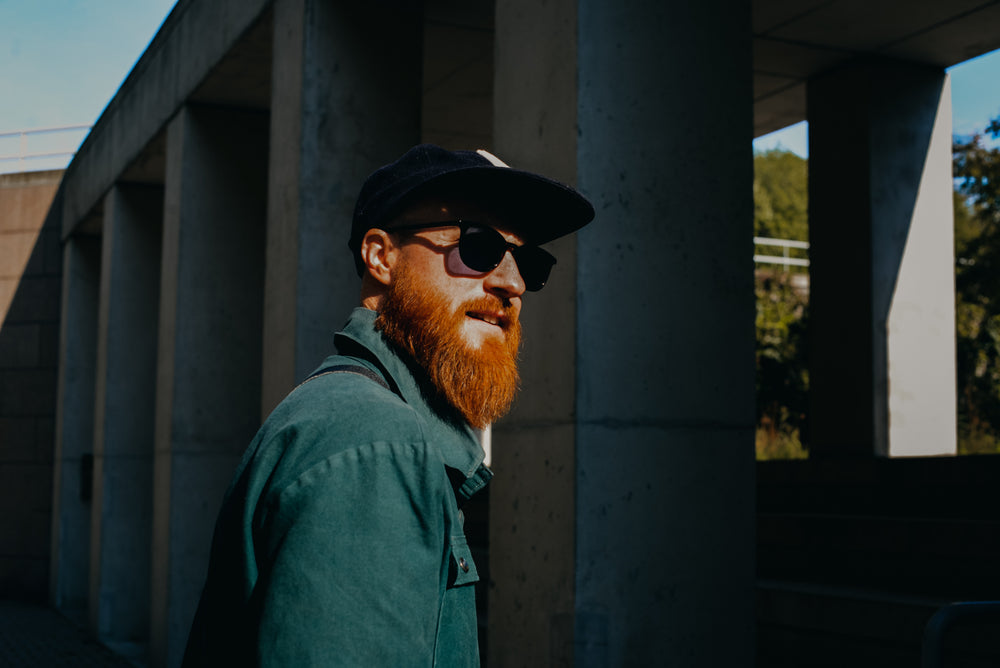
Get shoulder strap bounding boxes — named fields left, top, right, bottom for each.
left=296, top=364, right=391, bottom=392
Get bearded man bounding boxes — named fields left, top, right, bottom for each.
left=182, top=144, right=594, bottom=667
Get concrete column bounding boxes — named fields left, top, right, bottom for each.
left=421, top=0, right=494, bottom=148
left=491, top=0, right=580, bottom=665
left=262, top=0, right=422, bottom=414
left=51, top=233, right=100, bottom=614
left=89, top=184, right=163, bottom=646
left=493, top=1, right=756, bottom=666
left=151, top=105, right=268, bottom=668
left=808, top=61, right=957, bottom=458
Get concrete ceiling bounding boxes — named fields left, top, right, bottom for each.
left=90, top=0, right=1000, bottom=194
left=156, top=0, right=1000, bottom=146
left=753, top=0, right=1000, bottom=136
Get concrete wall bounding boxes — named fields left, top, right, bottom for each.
left=0, top=170, right=63, bottom=600
left=758, top=456, right=1000, bottom=666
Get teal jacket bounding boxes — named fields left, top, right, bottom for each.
left=183, top=308, right=491, bottom=667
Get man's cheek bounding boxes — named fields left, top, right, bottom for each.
left=445, top=246, right=482, bottom=277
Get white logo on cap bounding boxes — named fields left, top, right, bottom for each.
left=476, top=149, right=510, bottom=168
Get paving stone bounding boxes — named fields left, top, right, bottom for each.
left=0, top=600, right=138, bottom=667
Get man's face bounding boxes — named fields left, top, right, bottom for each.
left=373, top=198, right=530, bottom=427
left=387, top=198, right=527, bottom=349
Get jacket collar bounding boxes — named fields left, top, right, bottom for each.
left=334, top=307, right=489, bottom=481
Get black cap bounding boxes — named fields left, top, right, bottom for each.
left=349, top=144, right=594, bottom=273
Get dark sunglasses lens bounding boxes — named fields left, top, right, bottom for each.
left=458, top=226, right=556, bottom=291
left=459, top=226, right=507, bottom=272
left=513, top=246, right=556, bottom=291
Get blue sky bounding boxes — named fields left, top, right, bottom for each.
left=0, top=0, right=176, bottom=171
left=0, top=0, right=177, bottom=129
left=1, top=1, right=999, bottom=169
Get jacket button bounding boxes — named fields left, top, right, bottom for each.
left=459, top=557, right=469, bottom=573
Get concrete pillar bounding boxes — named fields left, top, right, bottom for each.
left=492, top=1, right=756, bottom=666
left=89, top=184, right=163, bottom=646
left=808, top=61, right=957, bottom=458
left=262, top=0, right=422, bottom=414
left=421, top=0, right=494, bottom=148
left=151, top=105, right=268, bottom=668
left=51, top=233, right=100, bottom=614
left=491, top=0, right=580, bottom=665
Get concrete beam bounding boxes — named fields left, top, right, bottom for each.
left=60, top=0, right=271, bottom=239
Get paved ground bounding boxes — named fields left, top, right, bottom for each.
left=0, top=600, right=137, bottom=667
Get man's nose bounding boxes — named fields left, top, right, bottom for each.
left=484, top=250, right=526, bottom=299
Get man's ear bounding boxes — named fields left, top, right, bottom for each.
left=360, top=228, right=398, bottom=286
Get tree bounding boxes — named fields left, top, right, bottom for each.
left=753, top=149, right=809, bottom=459
left=754, top=149, right=808, bottom=242
left=953, top=119, right=1000, bottom=454
left=755, top=269, right=809, bottom=458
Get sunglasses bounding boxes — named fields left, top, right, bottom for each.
left=388, top=221, right=556, bottom=291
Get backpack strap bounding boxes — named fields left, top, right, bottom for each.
left=296, top=364, right=391, bottom=392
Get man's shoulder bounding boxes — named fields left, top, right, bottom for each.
left=241, top=359, right=434, bottom=503
left=271, top=360, right=424, bottom=445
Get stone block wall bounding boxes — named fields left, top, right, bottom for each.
left=0, top=170, right=63, bottom=600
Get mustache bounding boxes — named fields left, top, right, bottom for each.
left=460, top=296, right=519, bottom=330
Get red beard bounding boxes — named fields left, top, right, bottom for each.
left=374, top=263, right=522, bottom=428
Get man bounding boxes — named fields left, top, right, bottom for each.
left=182, top=144, right=594, bottom=666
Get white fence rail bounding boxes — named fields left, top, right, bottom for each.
left=0, top=125, right=91, bottom=174
left=754, top=236, right=809, bottom=268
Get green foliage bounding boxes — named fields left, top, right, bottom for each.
left=753, top=149, right=809, bottom=241
left=953, top=120, right=1000, bottom=455
left=756, top=426, right=808, bottom=460
left=755, top=269, right=809, bottom=459
left=752, top=126, right=1000, bottom=458
left=753, top=149, right=810, bottom=460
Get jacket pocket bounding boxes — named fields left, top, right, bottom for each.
left=447, top=534, right=479, bottom=588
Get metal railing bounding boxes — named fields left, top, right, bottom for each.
left=754, top=236, right=809, bottom=269
left=0, top=125, right=91, bottom=173
left=921, top=601, right=1000, bottom=668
